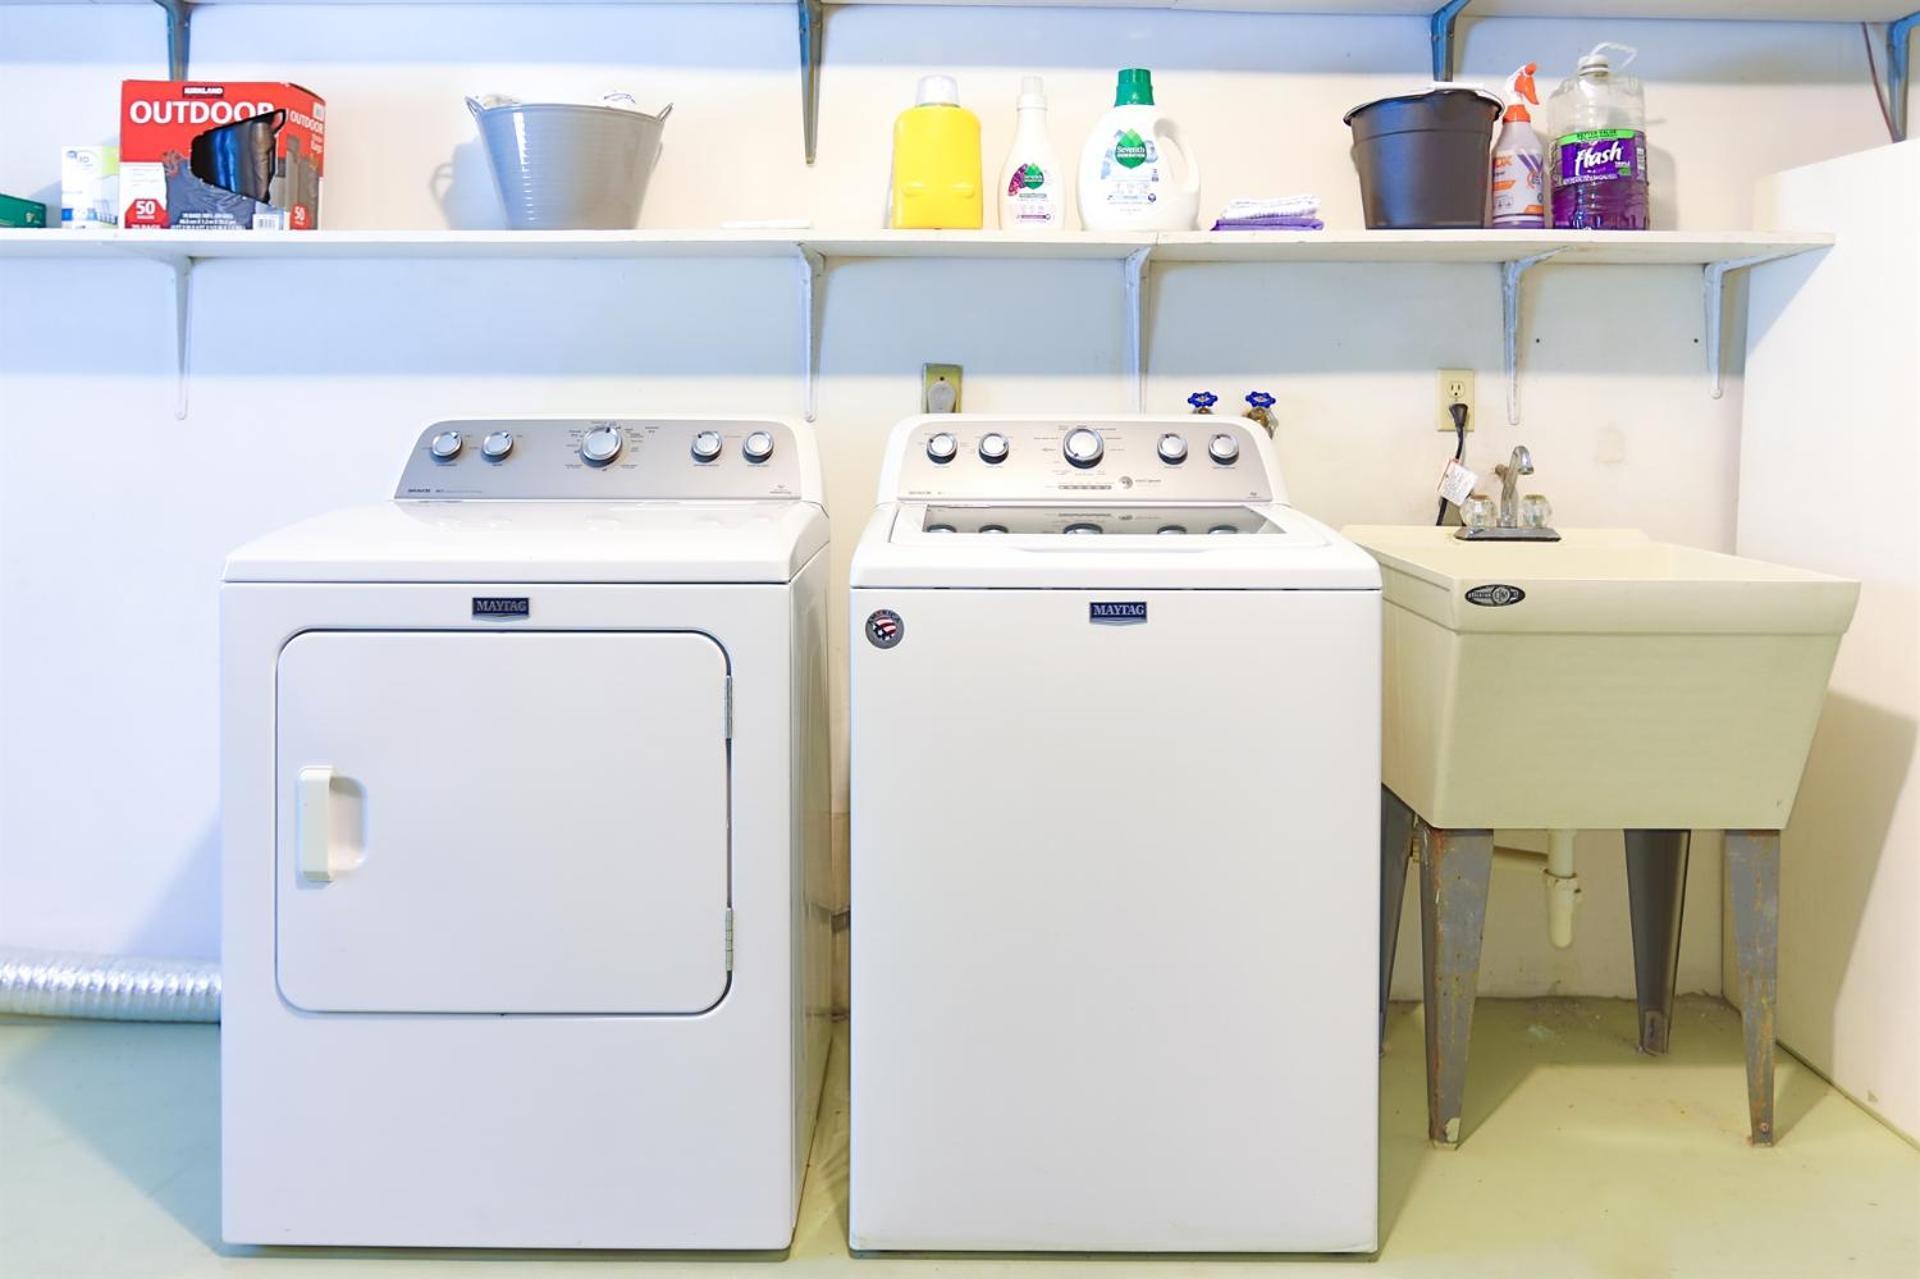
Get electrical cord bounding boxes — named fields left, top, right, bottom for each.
left=1435, top=400, right=1469, bottom=525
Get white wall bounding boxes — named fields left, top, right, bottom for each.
left=0, top=5, right=1893, bottom=1006
left=1739, top=143, right=1920, bottom=1143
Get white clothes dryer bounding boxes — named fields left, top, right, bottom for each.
left=221, top=417, right=831, bottom=1249
left=848, top=414, right=1382, bottom=1253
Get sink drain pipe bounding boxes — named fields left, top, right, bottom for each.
left=0, top=947, right=220, bottom=1022
left=1543, top=829, right=1582, bottom=949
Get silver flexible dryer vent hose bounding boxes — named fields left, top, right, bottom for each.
left=0, top=947, right=221, bottom=1022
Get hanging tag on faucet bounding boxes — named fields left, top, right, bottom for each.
left=1437, top=459, right=1479, bottom=506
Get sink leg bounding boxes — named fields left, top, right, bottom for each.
left=1417, top=821, right=1493, bottom=1147
left=1726, top=830, right=1781, bottom=1146
left=1379, top=788, right=1416, bottom=1050
left=1624, top=829, right=1691, bottom=1055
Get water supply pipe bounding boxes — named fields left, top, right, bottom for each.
left=1543, top=829, right=1581, bottom=949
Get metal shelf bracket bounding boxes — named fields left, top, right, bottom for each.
left=1502, top=248, right=1562, bottom=426
left=799, top=0, right=823, bottom=164
left=1886, top=11, right=1920, bottom=142
left=1703, top=252, right=1790, bottom=401
left=169, top=257, right=193, bottom=419
left=1430, top=0, right=1471, bottom=82
left=154, top=0, right=191, bottom=79
left=1124, top=247, right=1153, bottom=413
left=797, top=246, right=824, bottom=422
left=116, top=243, right=196, bottom=417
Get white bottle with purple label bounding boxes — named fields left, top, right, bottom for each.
left=997, top=77, right=1064, bottom=230
left=1545, top=42, right=1649, bottom=230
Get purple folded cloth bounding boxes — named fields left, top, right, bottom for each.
left=1210, top=215, right=1326, bottom=231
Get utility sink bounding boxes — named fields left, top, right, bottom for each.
left=1342, top=527, right=1859, bottom=831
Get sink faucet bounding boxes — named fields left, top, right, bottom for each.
left=1495, top=445, right=1534, bottom=528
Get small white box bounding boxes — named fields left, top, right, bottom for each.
left=61, top=145, right=119, bottom=229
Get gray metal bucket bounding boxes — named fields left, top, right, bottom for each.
left=468, top=98, right=672, bottom=230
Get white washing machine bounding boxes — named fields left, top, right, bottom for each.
left=221, top=417, right=831, bottom=1249
left=848, top=414, right=1382, bottom=1253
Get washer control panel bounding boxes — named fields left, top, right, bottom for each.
left=395, top=418, right=804, bottom=500
left=893, top=418, right=1273, bottom=504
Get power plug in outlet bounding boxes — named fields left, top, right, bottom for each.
left=1437, top=369, right=1474, bottom=432
left=922, top=363, right=962, bottom=413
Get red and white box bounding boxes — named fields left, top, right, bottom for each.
left=120, top=81, right=325, bottom=230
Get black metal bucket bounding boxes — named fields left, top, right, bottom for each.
left=1344, top=88, right=1501, bottom=230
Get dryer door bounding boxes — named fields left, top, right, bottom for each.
left=273, top=630, right=731, bottom=1015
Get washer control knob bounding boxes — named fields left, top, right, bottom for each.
left=429, top=430, right=464, bottom=460
left=1157, top=433, right=1189, bottom=465
left=580, top=425, right=624, bottom=465
left=742, top=430, right=776, bottom=464
left=978, top=432, right=1010, bottom=464
left=1208, top=432, right=1241, bottom=465
left=481, top=430, right=514, bottom=460
left=926, top=432, right=959, bottom=464
left=1062, top=426, right=1104, bottom=468
left=690, top=430, right=724, bottom=463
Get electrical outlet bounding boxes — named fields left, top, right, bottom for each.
left=922, top=363, right=963, bottom=413
left=1437, top=369, right=1475, bottom=432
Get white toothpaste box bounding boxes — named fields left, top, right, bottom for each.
left=61, top=145, right=120, bottom=229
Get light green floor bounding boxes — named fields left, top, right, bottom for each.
left=1, top=999, right=1914, bottom=1277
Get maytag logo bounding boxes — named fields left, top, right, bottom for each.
left=1465, top=584, right=1525, bottom=607
left=472, top=596, right=530, bottom=619
left=1089, top=601, right=1148, bottom=625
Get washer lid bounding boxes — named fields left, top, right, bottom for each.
left=852, top=502, right=1380, bottom=590
left=224, top=500, right=828, bottom=584
left=905, top=503, right=1295, bottom=538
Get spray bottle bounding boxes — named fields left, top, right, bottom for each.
left=1491, top=63, right=1545, bottom=229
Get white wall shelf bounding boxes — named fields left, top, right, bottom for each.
left=13, top=0, right=1916, bottom=153
left=9, top=0, right=1912, bottom=16
left=0, top=227, right=1831, bottom=421
left=0, top=227, right=1830, bottom=265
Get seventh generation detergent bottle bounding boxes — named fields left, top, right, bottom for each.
left=1078, top=68, right=1200, bottom=231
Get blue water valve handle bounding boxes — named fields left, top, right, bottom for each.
left=1246, top=391, right=1275, bottom=410
left=1187, top=391, right=1218, bottom=413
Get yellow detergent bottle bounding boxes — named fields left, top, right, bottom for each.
left=889, top=74, right=983, bottom=230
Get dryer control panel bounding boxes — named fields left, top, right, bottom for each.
left=395, top=418, right=806, bottom=501
left=885, top=417, right=1275, bottom=505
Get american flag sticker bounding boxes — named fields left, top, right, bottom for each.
left=865, top=608, right=905, bottom=649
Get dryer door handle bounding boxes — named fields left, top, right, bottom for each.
left=297, top=765, right=354, bottom=883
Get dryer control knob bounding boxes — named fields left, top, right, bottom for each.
left=926, top=432, right=959, bottom=464
left=690, top=430, right=724, bottom=463
left=742, top=430, right=776, bottom=464
left=1062, top=426, right=1104, bottom=468
left=1157, top=433, right=1189, bottom=464
left=1208, top=432, right=1241, bottom=465
left=481, top=430, right=515, bottom=460
left=429, top=430, right=464, bottom=460
left=978, top=432, right=1010, bottom=464
left=580, top=425, right=624, bottom=465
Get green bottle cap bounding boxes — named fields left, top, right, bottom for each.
left=1114, top=68, right=1155, bottom=107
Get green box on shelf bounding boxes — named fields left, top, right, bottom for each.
left=0, top=194, right=48, bottom=228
